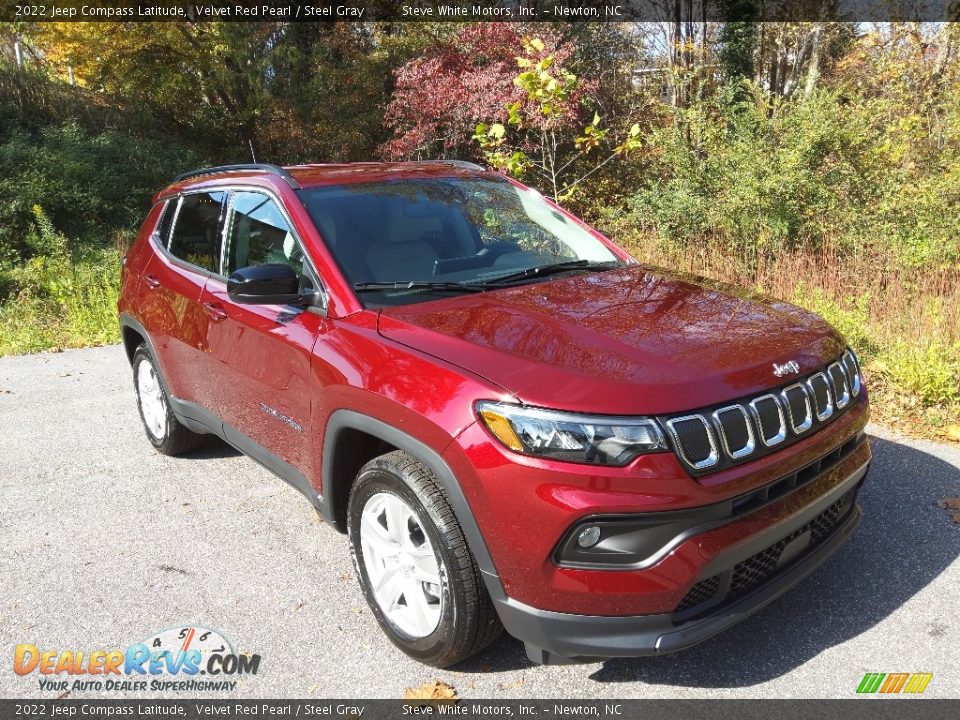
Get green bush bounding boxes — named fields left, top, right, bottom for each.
left=0, top=207, right=120, bottom=356
left=628, top=83, right=960, bottom=268
left=0, top=121, right=201, bottom=260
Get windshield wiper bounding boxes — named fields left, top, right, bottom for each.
left=353, top=281, right=485, bottom=293
left=476, top=260, right=621, bottom=287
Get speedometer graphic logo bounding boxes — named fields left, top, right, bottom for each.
left=143, top=625, right=235, bottom=667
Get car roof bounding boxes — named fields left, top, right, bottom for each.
left=159, top=161, right=495, bottom=199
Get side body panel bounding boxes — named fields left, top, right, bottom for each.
left=200, top=275, right=325, bottom=479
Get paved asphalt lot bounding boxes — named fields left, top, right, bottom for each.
left=1, top=345, right=958, bottom=700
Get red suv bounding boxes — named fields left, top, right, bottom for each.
left=118, top=162, right=870, bottom=667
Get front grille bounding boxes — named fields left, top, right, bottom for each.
left=675, top=575, right=720, bottom=613
left=675, top=487, right=858, bottom=618
left=808, top=373, right=834, bottom=421
left=665, top=416, right=716, bottom=468
left=752, top=395, right=786, bottom=446
left=660, top=351, right=862, bottom=475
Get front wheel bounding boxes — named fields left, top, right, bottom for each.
left=347, top=451, right=502, bottom=667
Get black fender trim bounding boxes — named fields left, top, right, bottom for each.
left=118, top=314, right=210, bottom=437
left=118, top=314, right=157, bottom=365
left=321, top=409, right=505, bottom=597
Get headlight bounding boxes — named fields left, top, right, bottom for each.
left=476, top=401, right=667, bottom=466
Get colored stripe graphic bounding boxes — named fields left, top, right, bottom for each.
left=902, top=673, right=934, bottom=694
left=857, top=672, right=933, bottom=694
left=857, top=673, right=885, bottom=693
left=880, top=673, right=910, bottom=693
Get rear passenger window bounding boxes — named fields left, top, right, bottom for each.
left=225, top=191, right=304, bottom=276
left=168, top=192, right=226, bottom=272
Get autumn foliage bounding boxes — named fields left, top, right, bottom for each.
left=379, top=25, right=579, bottom=161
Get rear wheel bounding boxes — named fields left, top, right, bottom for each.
left=347, top=450, right=502, bottom=667
left=132, top=344, right=204, bottom=456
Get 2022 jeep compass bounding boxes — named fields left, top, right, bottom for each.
left=118, top=161, right=870, bottom=667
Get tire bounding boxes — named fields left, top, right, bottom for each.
left=132, top=343, right=204, bottom=456
left=347, top=450, right=502, bottom=667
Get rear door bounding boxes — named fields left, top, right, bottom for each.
left=139, top=191, right=227, bottom=407
left=198, top=188, right=325, bottom=484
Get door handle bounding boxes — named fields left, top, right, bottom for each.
left=143, top=274, right=160, bottom=289
left=202, top=302, right=229, bottom=322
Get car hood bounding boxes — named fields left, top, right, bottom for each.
left=377, top=265, right=846, bottom=415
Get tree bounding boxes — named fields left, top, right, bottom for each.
left=473, top=37, right=641, bottom=202
left=379, top=24, right=573, bottom=160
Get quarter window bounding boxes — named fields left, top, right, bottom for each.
left=168, top=192, right=227, bottom=272
left=155, top=200, right=175, bottom=245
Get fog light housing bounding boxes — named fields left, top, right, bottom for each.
left=577, top=526, right=602, bottom=548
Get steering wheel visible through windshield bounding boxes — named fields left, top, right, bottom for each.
left=297, top=176, right=623, bottom=305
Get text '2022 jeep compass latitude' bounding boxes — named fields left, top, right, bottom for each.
left=118, top=161, right=870, bottom=667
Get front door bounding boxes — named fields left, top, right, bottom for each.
left=199, top=189, right=324, bottom=487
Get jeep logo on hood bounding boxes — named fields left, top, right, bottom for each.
left=773, top=360, right=801, bottom=377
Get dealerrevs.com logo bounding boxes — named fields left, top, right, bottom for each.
left=14, top=625, right=262, bottom=693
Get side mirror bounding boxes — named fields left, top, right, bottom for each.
left=227, top=263, right=314, bottom=306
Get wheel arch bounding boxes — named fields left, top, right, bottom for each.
left=119, top=314, right=156, bottom=366
left=321, top=409, right=504, bottom=597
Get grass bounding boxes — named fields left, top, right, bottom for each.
left=0, top=249, right=121, bottom=356
left=613, top=227, right=960, bottom=442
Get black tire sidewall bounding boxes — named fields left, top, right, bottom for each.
left=347, top=469, right=461, bottom=664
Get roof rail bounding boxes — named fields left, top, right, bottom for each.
left=173, top=163, right=300, bottom=189
left=428, top=160, right=485, bottom=171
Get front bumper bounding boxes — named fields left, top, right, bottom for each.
left=493, top=458, right=868, bottom=664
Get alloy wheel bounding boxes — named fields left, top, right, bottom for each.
left=359, top=492, right=443, bottom=638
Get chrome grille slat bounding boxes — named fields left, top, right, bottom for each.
left=806, top=372, right=834, bottom=422
left=781, top=383, right=813, bottom=434
left=712, top=405, right=756, bottom=459
left=665, top=415, right=719, bottom=470
left=842, top=350, right=861, bottom=395
left=749, top=394, right=787, bottom=447
left=828, top=361, right=851, bottom=409
left=663, top=352, right=860, bottom=474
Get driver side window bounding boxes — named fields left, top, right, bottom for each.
left=225, top=191, right=312, bottom=289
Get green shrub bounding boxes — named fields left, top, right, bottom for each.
left=628, top=83, right=960, bottom=268
left=0, top=207, right=120, bottom=356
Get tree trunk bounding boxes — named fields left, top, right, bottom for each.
left=803, top=23, right=823, bottom=99
left=756, top=24, right=766, bottom=85
left=768, top=44, right=779, bottom=97
left=671, top=0, right=682, bottom=107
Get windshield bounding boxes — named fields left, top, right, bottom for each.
left=297, top=177, right=621, bottom=305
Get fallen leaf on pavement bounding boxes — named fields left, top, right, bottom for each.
left=945, top=425, right=960, bottom=443
left=499, top=677, right=525, bottom=690
left=937, top=497, right=960, bottom=510
left=403, top=680, right=458, bottom=701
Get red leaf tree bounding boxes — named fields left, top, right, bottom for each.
left=379, top=24, right=580, bottom=161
